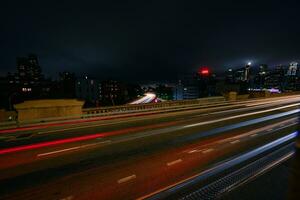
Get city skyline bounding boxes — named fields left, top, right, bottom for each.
left=2, top=53, right=299, bottom=82
left=2, top=53, right=299, bottom=110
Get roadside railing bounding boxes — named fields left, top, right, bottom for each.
left=83, top=96, right=225, bottom=115
left=0, top=96, right=226, bottom=130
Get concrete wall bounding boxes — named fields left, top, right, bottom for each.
left=236, top=94, right=250, bottom=100
left=0, top=109, right=5, bottom=122
left=14, top=99, right=84, bottom=122
left=225, top=92, right=237, bottom=101
left=0, top=109, right=17, bottom=122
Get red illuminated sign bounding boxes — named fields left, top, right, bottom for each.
left=201, top=69, right=209, bottom=74
left=198, top=67, right=210, bottom=76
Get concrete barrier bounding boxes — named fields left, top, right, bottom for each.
left=14, top=99, right=84, bottom=122
left=224, top=92, right=237, bottom=101
left=0, top=93, right=297, bottom=128
left=0, top=96, right=226, bottom=129
left=0, top=109, right=17, bottom=122
left=236, top=94, right=250, bottom=100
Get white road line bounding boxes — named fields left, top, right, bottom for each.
left=230, top=140, right=240, bottom=144
left=79, top=140, right=111, bottom=148
left=38, top=124, right=103, bottom=134
left=245, top=96, right=300, bottom=107
left=188, top=149, right=202, bottom=154
left=37, top=140, right=111, bottom=157
left=117, top=174, right=136, bottom=184
left=37, top=118, right=141, bottom=135
left=182, top=118, right=297, bottom=155
left=201, top=113, right=210, bottom=116
left=167, top=159, right=183, bottom=166
left=202, top=148, right=214, bottom=154
left=183, top=103, right=300, bottom=128
left=37, top=146, right=81, bottom=157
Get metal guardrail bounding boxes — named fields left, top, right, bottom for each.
left=83, top=92, right=300, bottom=115
left=0, top=96, right=226, bottom=130
left=0, top=93, right=298, bottom=129
left=83, top=97, right=225, bottom=115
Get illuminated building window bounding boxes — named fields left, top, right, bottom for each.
left=22, top=87, right=32, bottom=92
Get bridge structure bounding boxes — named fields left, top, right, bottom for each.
left=0, top=94, right=299, bottom=199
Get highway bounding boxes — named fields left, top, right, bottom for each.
left=0, top=95, right=299, bottom=200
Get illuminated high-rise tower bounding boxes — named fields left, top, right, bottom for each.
left=17, top=54, right=43, bottom=85
left=287, top=62, right=298, bottom=76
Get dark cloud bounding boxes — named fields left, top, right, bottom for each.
left=0, top=0, right=299, bottom=80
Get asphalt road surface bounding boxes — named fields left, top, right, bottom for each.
left=0, top=95, right=299, bottom=200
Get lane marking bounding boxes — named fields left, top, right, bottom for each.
left=37, top=140, right=111, bottom=157
left=183, top=103, right=300, bottom=128
left=182, top=117, right=297, bottom=154
left=245, top=96, right=300, bottom=107
left=117, top=174, right=136, bottom=184
left=202, top=148, right=214, bottom=154
left=230, top=140, right=240, bottom=144
left=188, top=149, right=202, bottom=154
left=37, top=120, right=137, bottom=135
left=79, top=140, right=111, bottom=148
left=167, top=159, right=183, bottom=166
left=0, top=121, right=178, bottom=155
left=3, top=106, right=299, bottom=156
left=37, top=146, right=81, bottom=157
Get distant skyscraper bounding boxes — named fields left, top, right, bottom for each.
left=285, top=62, right=300, bottom=90
left=254, top=64, right=268, bottom=88
left=173, top=80, right=183, bottom=100
left=17, top=54, right=43, bottom=84
left=259, top=64, right=268, bottom=75
left=234, top=68, right=246, bottom=82
left=58, top=71, right=76, bottom=98
left=100, top=80, right=127, bottom=106
left=287, top=62, right=298, bottom=76
left=244, top=63, right=251, bottom=82
left=3, top=54, right=53, bottom=107
left=225, top=68, right=234, bottom=83
left=76, top=76, right=101, bottom=106
left=265, top=65, right=286, bottom=90
left=180, top=73, right=199, bottom=99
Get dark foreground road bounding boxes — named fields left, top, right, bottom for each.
left=0, top=95, right=299, bottom=200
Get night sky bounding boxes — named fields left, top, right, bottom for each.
left=1, top=0, right=299, bottom=81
